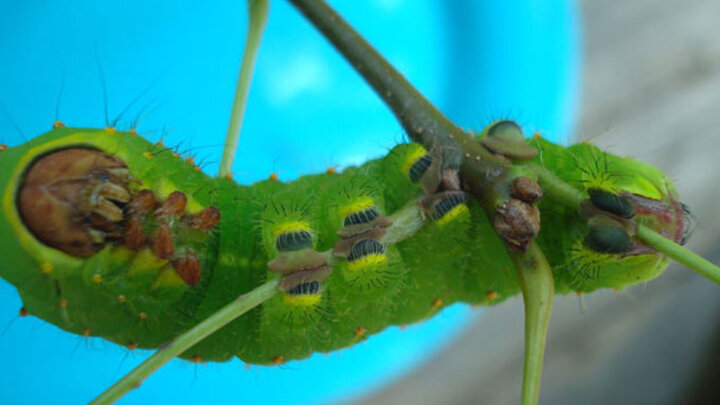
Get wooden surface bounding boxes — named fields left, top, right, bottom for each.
left=357, top=0, right=720, bottom=404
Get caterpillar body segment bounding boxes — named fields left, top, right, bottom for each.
left=527, top=137, right=683, bottom=292
left=0, top=125, right=688, bottom=365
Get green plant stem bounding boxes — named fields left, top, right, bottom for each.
left=89, top=279, right=279, bottom=405
left=219, top=0, right=269, bottom=177
left=510, top=242, right=555, bottom=405
left=637, top=225, right=720, bottom=284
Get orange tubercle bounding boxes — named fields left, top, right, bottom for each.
left=53, top=121, right=65, bottom=128
left=272, top=355, right=284, bottom=365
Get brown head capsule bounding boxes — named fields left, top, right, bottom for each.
left=18, top=148, right=131, bottom=257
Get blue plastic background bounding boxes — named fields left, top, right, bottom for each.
left=0, top=0, right=579, bottom=404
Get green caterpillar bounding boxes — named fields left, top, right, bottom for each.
left=0, top=120, right=688, bottom=365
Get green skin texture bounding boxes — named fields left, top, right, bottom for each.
left=0, top=127, right=680, bottom=365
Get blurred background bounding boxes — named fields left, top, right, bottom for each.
left=1, top=0, right=718, bottom=404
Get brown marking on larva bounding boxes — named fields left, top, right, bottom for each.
left=486, top=290, right=499, bottom=301
left=52, top=121, right=65, bottom=128
left=268, top=173, right=279, bottom=181
left=19, top=307, right=28, bottom=317
left=493, top=199, right=541, bottom=251
left=127, top=190, right=157, bottom=214
left=171, top=251, right=202, bottom=285
left=126, top=342, right=138, bottom=350
left=354, top=326, right=366, bottom=338
left=432, top=297, right=443, bottom=308
left=82, top=328, right=91, bottom=338
left=272, top=356, right=284, bottom=365
left=18, top=148, right=130, bottom=257
left=138, top=312, right=148, bottom=320
left=154, top=191, right=187, bottom=218
left=59, top=299, right=69, bottom=308
left=332, top=227, right=387, bottom=258
left=267, top=250, right=328, bottom=276
left=192, top=355, right=203, bottom=364
left=184, top=207, right=221, bottom=231
left=117, top=295, right=126, bottom=304
left=151, top=223, right=175, bottom=259
left=511, top=177, right=543, bottom=204
left=277, top=266, right=332, bottom=292
left=481, top=136, right=538, bottom=160
left=124, top=216, right=146, bottom=250
left=92, top=274, right=103, bottom=284
left=100, top=182, right=131, bottom=204
left=335, top=217, right=392, bottom=240
left=326, top=167, right=337, bottom=175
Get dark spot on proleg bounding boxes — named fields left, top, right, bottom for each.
left=343, top=207, right=380, bottom=226
left=588, top=188, right=635, bottom=219
left=287, top=281, right=320, bottom=296
left=583, top=225, right=632, bottom=254
left=348, top=239, right=385, bottom=262
left=409, top=154, right=432, bottom=182
left=276, top=230, right=313, bottom=252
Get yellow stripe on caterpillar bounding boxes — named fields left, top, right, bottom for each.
left=282, top=293, right=322, bottom=307
left=401, top=144, right=428, bottom=174
left=347, top=253, right=387, bottom=271
left=436, top=203, right=469, bottom=227
left=338, top=196, right=376, bottom=219
left=272, top=221, right=312, bottom=237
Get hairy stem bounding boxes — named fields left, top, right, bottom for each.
left=89, top=279, right=279, bottom=405
left=510, top=242, right=555, bottom=405
left=219, top=0, right=269, bottom=177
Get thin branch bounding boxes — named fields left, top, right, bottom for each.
left=89, top=279, right=279, bottom=405
left=286, top=0, right=511, bottom=201
left=219, top=0, right=270, bottom=177
left=509, top=243, right=555, bottom=405
left=637, top=225, right=720, bottom=285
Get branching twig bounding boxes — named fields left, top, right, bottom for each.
left=219, top=0, right=269, bottom=177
